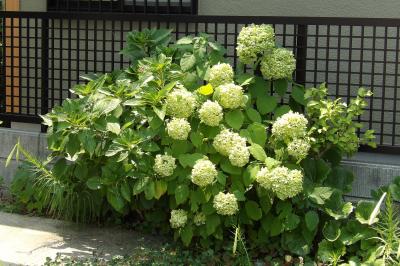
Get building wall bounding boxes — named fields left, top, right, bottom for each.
left=19, top=0, right=46, bottom=11
left=198, top=0, right=400, bottom=18
left=18, top=0, right=400, bottom=17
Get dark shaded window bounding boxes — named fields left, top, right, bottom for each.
left=47, top=0, right=198, bottom=14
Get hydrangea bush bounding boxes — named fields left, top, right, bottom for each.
left=9, top=26, right=382, bottom=264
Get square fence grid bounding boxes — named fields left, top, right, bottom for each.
left=1, top=12, right=400, bottom=153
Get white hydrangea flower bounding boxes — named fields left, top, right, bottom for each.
left=228, top=145, right=250, bottom=167
left=287, top=138, right=311, bottom=161
left=214, top=83, right=245, bottom=109
left=166, top=118, right=191, bottom=140
left=256, top=166, right=303, bottom=200
left=236, top=24, right=275, bottom=65
left=191, top=159, right=218, bottom=187
left=260, top=48, right=296, bottom=80
left=271, top=111, right=308, bottom=141
left=193, top=212, right=206, bottom=226
left=213, top=129, right=247, bottom=156
left=165, top=88, right=197, bottom=118
left=198, top=100, right=223, bottom=127
left=208, top=63, right=234, bottom=88
left=213, top=192, right=239, bottom=216
left=153, top=154, right=176, bottom=177
left=170, top=209, right=188, bottom=229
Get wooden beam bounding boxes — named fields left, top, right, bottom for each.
left=5, top=0, right=20, bottom=113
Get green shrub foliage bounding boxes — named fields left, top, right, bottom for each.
left=10, top=25, right=383, bottom=263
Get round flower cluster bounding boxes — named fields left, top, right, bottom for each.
left=170, top=209, right=188, bottom=229
left=165, top=89, right=197, bottom=118
left=214, top=83, right=245, bottom=109
left=213, top=129, right=247, bottom=156
left=208, top=63, right=234, bottom=88
left=198, top=100, right=223, bottom=127
left=271, top=111, right=308, bottom=141
left=153, top=154, right=176, bottom=177
left=237, top=24, right=275, bottom=65
left=213, top=192, right=239, bottom=216
left=228, top=145, right=250, bottom=167
left=166, top=118, right=191, bottom=140
left=260, top=48, right=296, bottom=80
left=256, top=166, right=303, bottom=200
left=191, top=159, right=218, bottom=187
left=287, top=138, right=311, bottom=161
left=193, top=212, right=206, bottom=226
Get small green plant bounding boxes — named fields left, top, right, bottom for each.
left=8, top=141, right=102, bottom=222
left=372, top=192, right=400, bottom=265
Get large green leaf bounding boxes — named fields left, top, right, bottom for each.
left=220, top=159, right=242, bottom=175
left=302, top=158, right=331, bottom=184
left=190, top=132, right=204, bottom=147
left=206, top=214, right=220, bottom=235
left=106, top=122, right=121, bottom=135
left=86, top=177, right=102, bottom=190
left=93, top=98, right=121, bottom=114
left=176, top=36, right=193, bottom=45
left=256, top=95, right=277, bottom=115
left=175, top=184, right=190, bottom=205
left=154, top=180, right=168, bottom=200
left=273, top=79, right=288, bottom=96
left=178, top=153, right=204, bottom=168
left=225, top=109, right=244, bottom=130
left=247, top=122, right=267, bottom=146
left=317, top=240, right=346, bottom=263
left=339, top=220, right=375, bottom=245
left=216, top=172, right=227, bottom=186
left=120, top=182, right=131, bottom=202
left=283, top=213, right=300, bottom=231
left=308, top=187, right=334, bottom=205
left=324, top=191, right=354, bottom=219
left=132, top=176, right=150, bottom=195
left=323, top=220, right=341, bottom=241
left=78, top=131, right=96, bottom=155
left=245, top=200, right=262, bottom=221
left=249, top=144, right=267, bottom=161
left=107, top=188, right=125, bottom=213
left=305, top=210, right=319, bottom=231
left=66, top=134, right=81, bottom=158
left=180, top=53, right=197, bottom=71
left=245, top=108, right=262, bottom=123
left=270, top=217, right=283, bottom=236
left=355, top=200, right=376, bottom=224
left=181, top=225, right=193, bottom=246
left=285, top=232, right=311, bottom=256
left=274, top=105, right=291, bottom=118
left=248, top=76, right=270, bottom=98
left=243, top=164, right=260, bottom=187
left=144, top=181, right=156, bottom=200
left=291, top=84, right=306, bottom=105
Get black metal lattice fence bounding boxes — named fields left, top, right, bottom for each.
left=1, top=11, right=400, bottom=153
left=47, top=0, right=198, bottom=14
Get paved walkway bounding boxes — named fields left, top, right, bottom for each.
left=0, top=212, right=161, bottom=266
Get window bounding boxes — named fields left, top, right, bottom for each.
left=47, top=0, right=198, bottom=14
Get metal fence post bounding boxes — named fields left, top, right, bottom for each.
left=295, top=24, right=307, bottom=85
left=41, top=18, right=49, bottom=133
